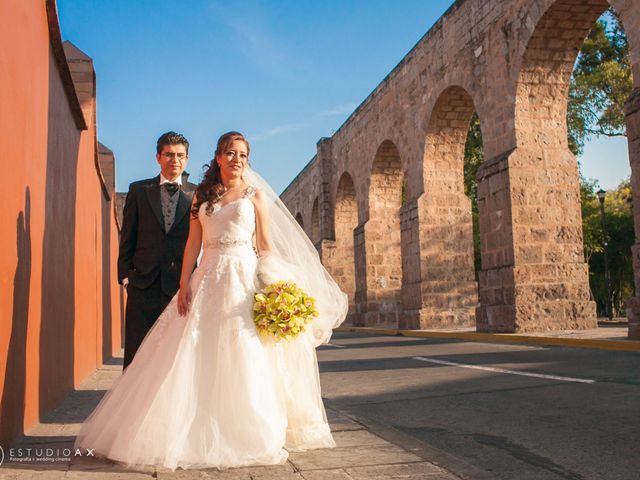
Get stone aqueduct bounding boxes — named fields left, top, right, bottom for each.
left=279, top=0, right=640, bottom=338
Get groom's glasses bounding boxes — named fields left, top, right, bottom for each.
left=162, top=153, right=187, bottom=160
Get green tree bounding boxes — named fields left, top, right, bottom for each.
left=567, top=9, right=632, bottom=156
left=579, top=174, right=603, bottom=264
left=581, top=178, right=635, bottom=317
left=569, top=9, right=633, bottom=316
left=463, top=112, right=483, bottom=277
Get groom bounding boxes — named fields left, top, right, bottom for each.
left=118, top=131, right=197, bottom=370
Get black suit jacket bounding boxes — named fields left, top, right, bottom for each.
left=118, top=173, right=197, bottom=296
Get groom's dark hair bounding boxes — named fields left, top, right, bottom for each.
left=156, top=131, right=189, bottom=154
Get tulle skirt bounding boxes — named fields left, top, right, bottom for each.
left=74, top=245, right=335, bottom=471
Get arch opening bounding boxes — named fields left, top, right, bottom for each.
left=417, top=86, right=479, bottom=328
left=333, top=172, right=358, bottom=322
left=515, top=0, right=628, bottom=149
left=566, top=7, right=634, bottom=320
left=507, top=0, right=636, bottom=332
left=356, top=140, right=404, bottom=327
left=464, top=111, right=484, bottom=280
left=310, top=198, right=320, bottom=245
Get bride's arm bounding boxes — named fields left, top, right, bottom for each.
left=251, top=190, right=273, bottom=257
left=252, top=189, right=273, bottom=257
left=253, top=189, right=288, bottom=287
left=178, top=197, right=202, bottom=315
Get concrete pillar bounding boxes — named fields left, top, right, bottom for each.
left=401, top=194, right=477, bottom=329
left=476, top=148, right=597, bottom=332
left=331, top=174, right=358, bottom=324
left=625, top=89, right=640, bottom=339
left=353, top=222, right=367, bottom=326
left=353, top=218, right=402, bottom=327
left=399, top=198, right=422, bottom=329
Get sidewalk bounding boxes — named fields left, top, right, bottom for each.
left=335, top=323, right=640, bottom=352
left=1, top=358, right=462, bottom=480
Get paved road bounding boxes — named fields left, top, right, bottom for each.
left=317, top=333, right=640, bottom=480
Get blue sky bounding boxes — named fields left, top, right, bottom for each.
left=57, top=0, right=630, bottom=194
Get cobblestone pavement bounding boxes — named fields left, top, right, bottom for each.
left=1, top=359, right=461, bottom=480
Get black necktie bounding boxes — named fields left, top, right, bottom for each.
left=163, top=182, right=180, bottom=196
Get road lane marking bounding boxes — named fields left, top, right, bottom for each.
left=412, top=356, right=596, bottom=384
left=325, top=343, right=345, bottom=348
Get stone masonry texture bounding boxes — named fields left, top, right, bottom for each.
left=279, top=0, right=640, bottom=336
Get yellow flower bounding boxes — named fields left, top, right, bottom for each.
left=253, top=280, right=319, bottom=341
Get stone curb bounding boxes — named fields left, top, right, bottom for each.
left=335, top=327, right=640, bottom=352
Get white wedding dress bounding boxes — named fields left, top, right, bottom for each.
left=74, top=186, right=336, bottom=471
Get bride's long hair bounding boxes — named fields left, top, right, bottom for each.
left=191, top=131, right=251, bottom=218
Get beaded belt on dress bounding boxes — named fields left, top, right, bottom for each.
left=203, top=237, right=252, bottom=250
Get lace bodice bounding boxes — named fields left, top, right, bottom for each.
left=199, top=186, right=257, bottom=251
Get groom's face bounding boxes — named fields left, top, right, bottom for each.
left=156, top=144, right=188, bottom=180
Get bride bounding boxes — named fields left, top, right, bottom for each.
left=74, top=131, right=348, bottom=471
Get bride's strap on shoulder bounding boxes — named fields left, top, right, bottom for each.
left=243, top=185, right=258, bottom=199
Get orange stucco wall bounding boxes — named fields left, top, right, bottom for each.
left=0, top=0, right=123, bottom=446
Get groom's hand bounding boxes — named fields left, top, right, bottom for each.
left=177, top=284, right=192, bottom=316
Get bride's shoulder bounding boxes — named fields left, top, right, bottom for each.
left=244, top=185, right=264, bottom=201
left=246, top=186, right=269, bottom=214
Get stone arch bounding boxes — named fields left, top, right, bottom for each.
left=496, top=0, right=640, bottom=332
left=295, top=212, right=304, bottom=230
left=333, top=172, right=358, bottom=321
left=410, top=85, right=478, bottom=328
left=424, top=85, right=479, bottom=192
left=515, top=0, right=624, bottom=149
left=354, top=140, right=404, bottom=327
left=310, top=197, right=320, bottom=244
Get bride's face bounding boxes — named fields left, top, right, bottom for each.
left=218, top=140, right=248, bottom=179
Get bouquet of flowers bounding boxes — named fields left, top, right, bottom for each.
left=253, top=280, right=319, bottom=341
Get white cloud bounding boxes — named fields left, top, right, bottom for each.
left=227, top=20, right=287, bottom=73
left=250, top=123, right=305, bottom=141
left=318, top=102, right=359, bottom=117
left=208, top=1, right=291, bottom=76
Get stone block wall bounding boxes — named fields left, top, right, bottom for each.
left=279, top=0, right=640, bottom=337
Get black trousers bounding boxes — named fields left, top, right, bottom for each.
left=123, top=276, right=172, bottom=370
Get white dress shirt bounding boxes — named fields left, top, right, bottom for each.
left=160, top=173, right=183, bottom=186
